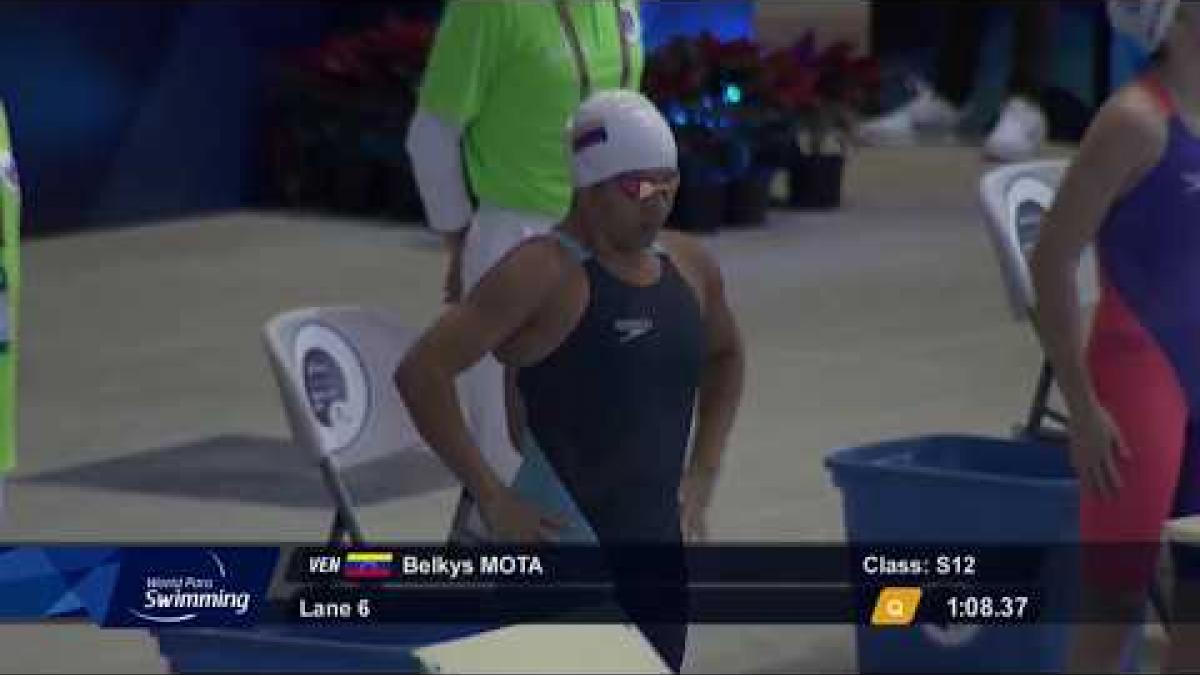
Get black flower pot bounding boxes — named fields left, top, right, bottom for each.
left=724, top=170, right=773, bottom=227
left=296, top=145, right=336, bottom=211
left=333, top=157, right=376, bottom=214
left=669, top=178, right=726, bottom=235
left=386, top=163, right=424, bottom=221
left=788, top=153, right=845, bottom=210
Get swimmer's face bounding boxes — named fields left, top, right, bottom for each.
left=594, top=168, right=679, bottom=251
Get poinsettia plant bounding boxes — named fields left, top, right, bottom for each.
left=644, top=31, right=879, bottom=168
left=645, top=33, right=768, bottom=185
left=291, top=15, right=436, bottom=92
left=643, top=36, right=711, bottom=112
left=760, top=32, right=881, bottom=155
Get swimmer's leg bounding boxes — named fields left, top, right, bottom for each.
left=1071, top=291, right=1187, bottom=673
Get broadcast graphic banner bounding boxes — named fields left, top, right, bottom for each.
left=0, top=544, right=1188, bottom=627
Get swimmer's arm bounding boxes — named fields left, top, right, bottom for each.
left=1030, top=96, right=1164, bottom=415
left=396, top=241, right=564, bottom=504
left=675, top=236, right=745, bottom=477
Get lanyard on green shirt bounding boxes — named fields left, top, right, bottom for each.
left=0, top=102, right=16, bottom=474
left=554, top=0, right=632, bottom=100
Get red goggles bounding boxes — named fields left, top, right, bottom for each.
left=615, top=175, right=680, bottom=203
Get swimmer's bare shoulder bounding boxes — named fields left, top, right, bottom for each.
left=461, top=234, right=572, bottom=330
left=1036, top=81, right=1171, bottom=255
left=400, top=235, right=571, bottom=389
left=1076, top=81, right=1170, bottom=199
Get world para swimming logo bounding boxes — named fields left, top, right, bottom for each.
left=129, top=550, right=251, bottom=624
left=104, top=547, right=277, bottom=628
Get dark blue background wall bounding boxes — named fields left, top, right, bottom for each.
left=640, top=0, right=753, bottom=51
left=0, top=0, right=746, bottom=234
left=0, top=2, right=383, bottom=234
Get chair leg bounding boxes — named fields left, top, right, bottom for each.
left=1151, top=578, right=1171, bottom=626
left=320, top=459, right=366, bottom=547
left=1024, top=362, right=1074, bottom=442
left=1024, top=359, right=1057, bottom=439
left=328, top=511, right=341, bottom=547
left=1045, top=410, right=1069, bottom=427
left=447, top=491, right=486, bottom=546
left=327, top=509, right=355, bottom=548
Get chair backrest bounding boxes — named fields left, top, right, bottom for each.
left=263, top=306, right=426, bottom=469
left=978, top=159, right=1098, bottom=320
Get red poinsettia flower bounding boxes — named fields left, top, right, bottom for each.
left=760, top=48, right=821, bottom=113
left=292, top=15, right=438, bottom=89
left=719, top=37, right=760, bottom=71
left=644, top=35, right=711, bottom=105
left=789, top=31, right=818, bottom=68
left=317, top=36, right=370, bottom=83
left=778, top=70, right=821, bottom=113
left=818, top=40, right=854, bottom=71
left=851, top=55, right=882, bottom=91
left=696, top=31, right=724, bottom=69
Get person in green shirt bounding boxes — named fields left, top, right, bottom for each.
left=405, top=0, right=644, bottom=543
left=0, top=103, right=20, bottom=515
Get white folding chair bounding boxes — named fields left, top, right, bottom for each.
left=262, top=306, right=429, bottom=547
left=978, top=159, right=1097, bottom=442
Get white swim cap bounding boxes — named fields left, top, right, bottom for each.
left=567, top=90, right=677, bottom=188
left=1107, top=0, right=1180, bottom=51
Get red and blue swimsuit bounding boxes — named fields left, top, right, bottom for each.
left=1085, top=76, right=1200, bottom=586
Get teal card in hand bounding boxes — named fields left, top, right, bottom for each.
left=510, top=431, right=597, bottom=544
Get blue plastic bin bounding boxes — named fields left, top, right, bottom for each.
left=825, top=435, right=1078, bottom=673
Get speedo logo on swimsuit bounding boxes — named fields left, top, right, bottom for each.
left=1184, top=172, right=1200, bottom=195
left=614, top=317, right=654, bottom=344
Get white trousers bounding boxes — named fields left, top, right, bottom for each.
left=450, top=203, right=559, bottom=541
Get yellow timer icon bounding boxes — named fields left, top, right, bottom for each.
left=871, top=587, right=922, bottom=626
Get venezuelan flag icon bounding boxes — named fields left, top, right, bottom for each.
left=343, top=552, right=394, bottom=579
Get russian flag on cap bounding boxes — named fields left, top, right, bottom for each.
left=573, top=126, right=608, bottom=153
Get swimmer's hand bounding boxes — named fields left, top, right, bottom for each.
left=1069, top=403, right=1129, bottom=499
left=479, top=488, right=566, bottom=543
left=680, top=466, right=718, bottom=543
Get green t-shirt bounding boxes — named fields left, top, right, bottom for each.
left=419, top=0, right=644, bottom=219
left=0, top=103, right=19, bottom=474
